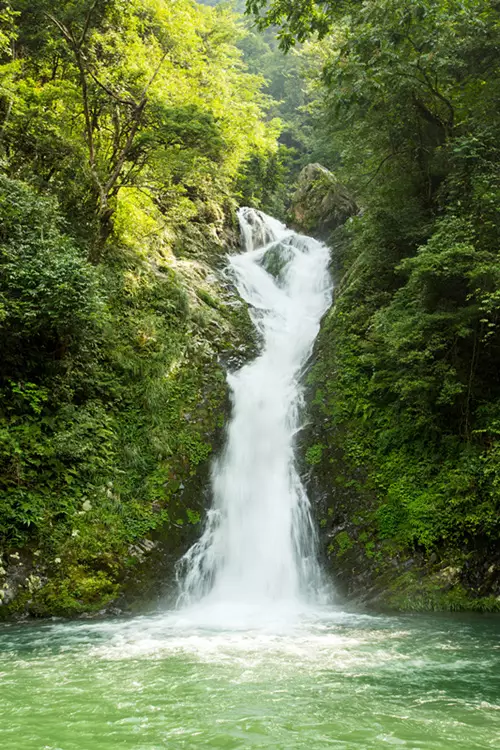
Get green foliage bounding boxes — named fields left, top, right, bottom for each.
left=236, top=145, right=294, bottom=217
left=246, top=0, right=336, bottom=50
left=200, top=2, right=330, bottom=214
left=386, top=572, right=500, bottom=613
left=305, top=443, right=324, bottom=466
left=0, top=176, right=101, bottom=368
left=0, top=173, right=247, bottom=611
left=304, top=0, right=500, bottom=603
left=0, top=0, right=266, bottom=616
left=330, top=530, right=353, bottom=558
left=0, top=3, right=17, bottom=56
left=1, top=0, right=277, bottom=249
left=6, top=0, right=500, bottom=614
left=29, top=566, right=120, bottom=617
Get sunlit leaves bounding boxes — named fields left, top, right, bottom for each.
left=1, top=0, right=277, bottom=244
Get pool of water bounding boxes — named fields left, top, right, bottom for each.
left=1, top=606, right=499, bottom=749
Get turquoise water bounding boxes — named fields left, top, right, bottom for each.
left=1, top=607, right=499, bottom=749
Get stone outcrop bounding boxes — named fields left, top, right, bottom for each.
left=290, top=164, right=358, bottom=236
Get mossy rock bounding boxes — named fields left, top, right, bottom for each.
left=382, top=570, right=500, bottom=613
left=259, top=242, right=295, bottom=280
left=27, top=567, right=119, bottom=618
left=290, top=163, right=358, bottom=236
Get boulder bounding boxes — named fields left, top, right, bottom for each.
left=290, top=163, right=357, bottom=235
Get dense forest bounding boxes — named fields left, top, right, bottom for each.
left=1, top=0, right=500, bottom=615
left=275, top=0, right=500, bottom=609
left=0, top=0, right=280, bottom=615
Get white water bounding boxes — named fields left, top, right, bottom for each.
left=177, top=208, right=333, bottom=623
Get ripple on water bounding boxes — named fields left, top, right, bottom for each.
left=0, top=608, right=499, bottom=750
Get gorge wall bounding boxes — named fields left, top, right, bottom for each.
left=0, top=0, right=269, bottom=619
left=293, top=164, right=500, bottom=613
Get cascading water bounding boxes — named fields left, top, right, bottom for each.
left=177, top=208, right=333, bottom=616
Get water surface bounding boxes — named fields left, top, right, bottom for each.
left=1, top=607, right=499, bottom=749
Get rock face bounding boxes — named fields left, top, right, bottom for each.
left=290, top=164, right=358, bottom=236
left=292, top=171, right=500, bottom=613
left=303, top=322, right=500, bottom=613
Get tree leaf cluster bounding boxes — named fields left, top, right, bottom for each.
left=298, top=0, right=500, bottom=586
left=0, top=0, right=274, bottom=615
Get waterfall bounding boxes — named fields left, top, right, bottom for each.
left=177, top=208, right=333, bottom=615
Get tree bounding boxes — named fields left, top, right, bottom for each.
left=301, top=0, right=500, bottom=572
left=246, top=0, right=341, bottom=48
left=1, top=0, right=276, bottom=256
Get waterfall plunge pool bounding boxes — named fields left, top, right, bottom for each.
left=1, top=608, right=499, bottom=749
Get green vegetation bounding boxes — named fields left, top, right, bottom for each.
left=2, top=0, right=500, bottom=615
left=252, top=0, right=500, bottom=607
left=0, top=0, right=273, bottom=616
left=197, top=1, right=322, bottom=217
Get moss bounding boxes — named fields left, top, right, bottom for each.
left=197, top=288, right=224, bottom=311
left=305, top=443, right=325, bottom=466
left=28, top=567, right=120, bottom=617
left=329, top=531, right=354, bottom=559
left=0, top=565, right=119, bottom=619
left=384, top=571, right=500, bottom=613
left=0, top=591, right=32, bottom=621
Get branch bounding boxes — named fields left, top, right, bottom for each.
left=45, top=10, right=169, bottom=224
left=86, top=68, right=137, bottom=108
left=76, top=55, right=97, bottom=170
left=44, top=12, right=74, bottom=46
left=412, top=93, right=446, bottom=131
left=99, top=52, right=168, bottom=204
left=102, top=100, right=147, bottom=200
left=0, top=98, right=13, bottom=145
left=79, top=0, right=100, bottom=47
left=142, top=51, right=168, bottom=99
left=112, top=151, right=150, bottom=195
left=404, top=35, right=454, bottom=129
left=362, top=151, right=399, bottom=187
left=45, top=11, right=104, bottom=198
left=415, top=58, right=454, bottom=129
